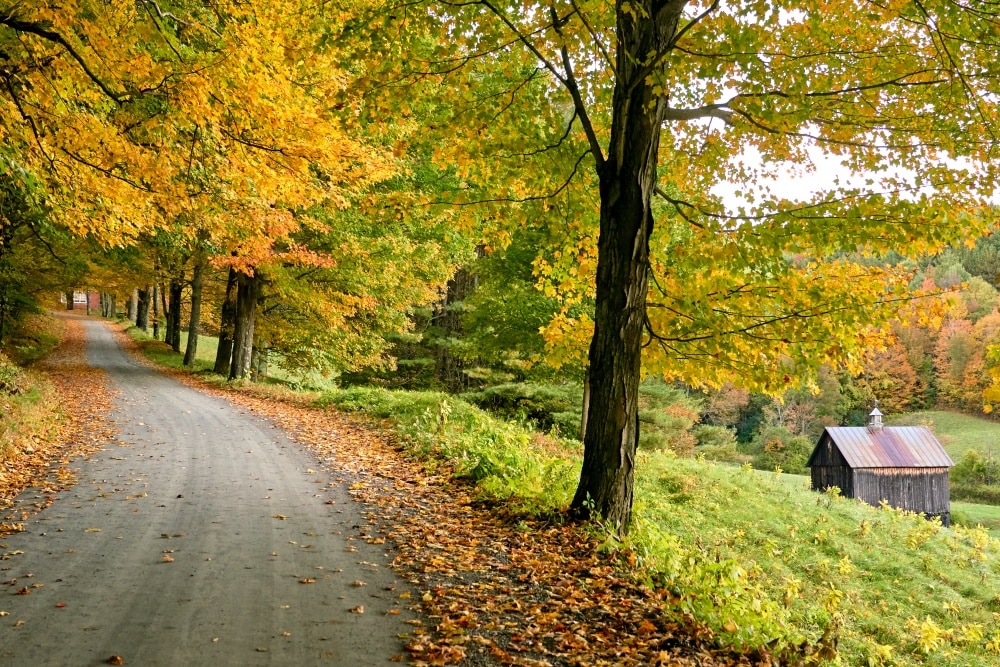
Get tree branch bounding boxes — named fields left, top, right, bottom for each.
left=0, top=16, right=127, bottom=102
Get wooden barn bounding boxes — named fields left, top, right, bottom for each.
left=806, top=407, right=954, bottom=526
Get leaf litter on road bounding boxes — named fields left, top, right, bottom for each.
left=109, top=325, right=753, bottom=667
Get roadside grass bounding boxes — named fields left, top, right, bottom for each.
left=0, top=315, right=64, bottom=462
left=127, top=341, right=1000, bottom=666
left=888, top=410, right=1000, bottom=460
left=125, top=327, right=336, bottom=390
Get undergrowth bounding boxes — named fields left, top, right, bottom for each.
left=315, top=386, right=579, bottom=510
left=0, top=354, right=59, bottom=463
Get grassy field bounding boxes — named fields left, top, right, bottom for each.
left=635, top=455, right=1000, bottom=666
left=888, top=410, right=1000, bottom=460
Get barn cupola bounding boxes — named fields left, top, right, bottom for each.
left=868, top=402, right=883, bottom=431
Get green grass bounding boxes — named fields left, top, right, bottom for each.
left=888, top=410, right=1000, bottom=460
left=125, top=327, right=336, bottom=390
left=952, top=502, right=1000, bottom=534
left=635, top=456, right=1000, bottom=665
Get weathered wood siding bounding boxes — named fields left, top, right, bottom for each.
left=811, top=465, right=854, bottom=496
left=852, top=468, right=951, bottom=526
left=809, top=436, right=846, bottom=467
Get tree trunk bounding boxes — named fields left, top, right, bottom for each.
left=229, top=271, right=261, bottom=381
left=136, top=287, right=150, bottom=331
left=168, top=273, right=184, bottom=352
left=213, top=267, right=238, bottom=375
left=184, top=259, right=205, bottom=368
left=152, top=284, right=161, bottom=339
left=128, top=288, right=138, bottom=322
left=250, top=344, right=268, bottom=382
left=569, top=2, right=679, bottom=531
left=580, top=368, right=591, bottom=441
left=433, top=261, right=478, bottom=393
left=65, top=290, right=74, bottom=310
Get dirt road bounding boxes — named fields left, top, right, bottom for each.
left=0, top=319, right=413, bottom=666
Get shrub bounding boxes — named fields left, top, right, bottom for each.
left=749, top=425, right=813, bottom=474
left=463, top=382, right=582, bottom=435
left=0, top=353, right=25, bottom=395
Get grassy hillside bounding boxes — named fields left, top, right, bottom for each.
left=316, top=388, right=1000, bottom=666
left=636, top=455, right=1000, bottom=665
left=888, top=410, right=1000, bottom=460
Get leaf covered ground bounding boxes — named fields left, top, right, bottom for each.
left=115, top=328, right=755, bottom=666
left=1, top=315, right=116, bottom=537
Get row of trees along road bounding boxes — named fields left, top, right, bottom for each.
left=2, top=1, right=1000, bottom=531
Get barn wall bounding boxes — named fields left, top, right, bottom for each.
left=811, top=466, right=853, bottom=496
left=852, top=468, right=951, bottom=525
left=808, top=437, right=848, bottom=467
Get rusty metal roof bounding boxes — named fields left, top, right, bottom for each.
left=812, top=426, right=954, bottom=469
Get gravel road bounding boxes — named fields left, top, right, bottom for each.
left=0, top=318, right=414, bottom=666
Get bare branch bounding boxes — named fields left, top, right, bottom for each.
left=428, top=150, right=591, bottom=206
left=662, top=104, right=733, bottom=124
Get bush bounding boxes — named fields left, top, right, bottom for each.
left=0, top=353, right=25, bottom=395
left=315, top=386, right=578, bottom=510
left=749, top=425, right=813, bottom=474
left=951, top=482, right=1000, bottom=505
left=693, top=424, right=737, bottom=448
left=463, top=382, right=582, bottom=436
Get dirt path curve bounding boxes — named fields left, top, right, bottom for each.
left=0, top=318, right=413, bottom=666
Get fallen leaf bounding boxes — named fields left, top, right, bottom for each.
left=273, top=514, right=288, bottom=520
left=85, top=528, right=101, bottom=533
left=281, top=631, right=291, bottom=637
left=162, top=555, right=174, bottom=563
left=106, top=656, right=123, bottom=665
left=351, top=580, right=367, bottom=587
left=56, top=602, right=67, bottom=608
left=350, top=605, right=365, bottom=614
left=299, top=578, right=316, bottom=584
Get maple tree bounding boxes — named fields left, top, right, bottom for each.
left=355, top=0, right=1000, bottom=529
left=0, top=0, right=432, bottom=384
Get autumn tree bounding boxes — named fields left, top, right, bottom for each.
left=354, top=0, right=1000, bottom=529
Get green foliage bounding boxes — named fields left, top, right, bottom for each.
left=745, top=425, right=813, bottom=475
left=0, top=352, right=25, bottom=395
left=952, top=450, right=1000, bottom=487
left=462, top=382, right=582, bottom=437
left=314, top=386, right=578, bottom=509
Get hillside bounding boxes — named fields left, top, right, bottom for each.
left=888, top=410, right=1000, bottom=460
left=635, top=455, right=1000, bottom=665
left=312, top=385, right=1000, bottom=666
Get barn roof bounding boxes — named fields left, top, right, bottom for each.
left=807, top=426, right=954, bottom=469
